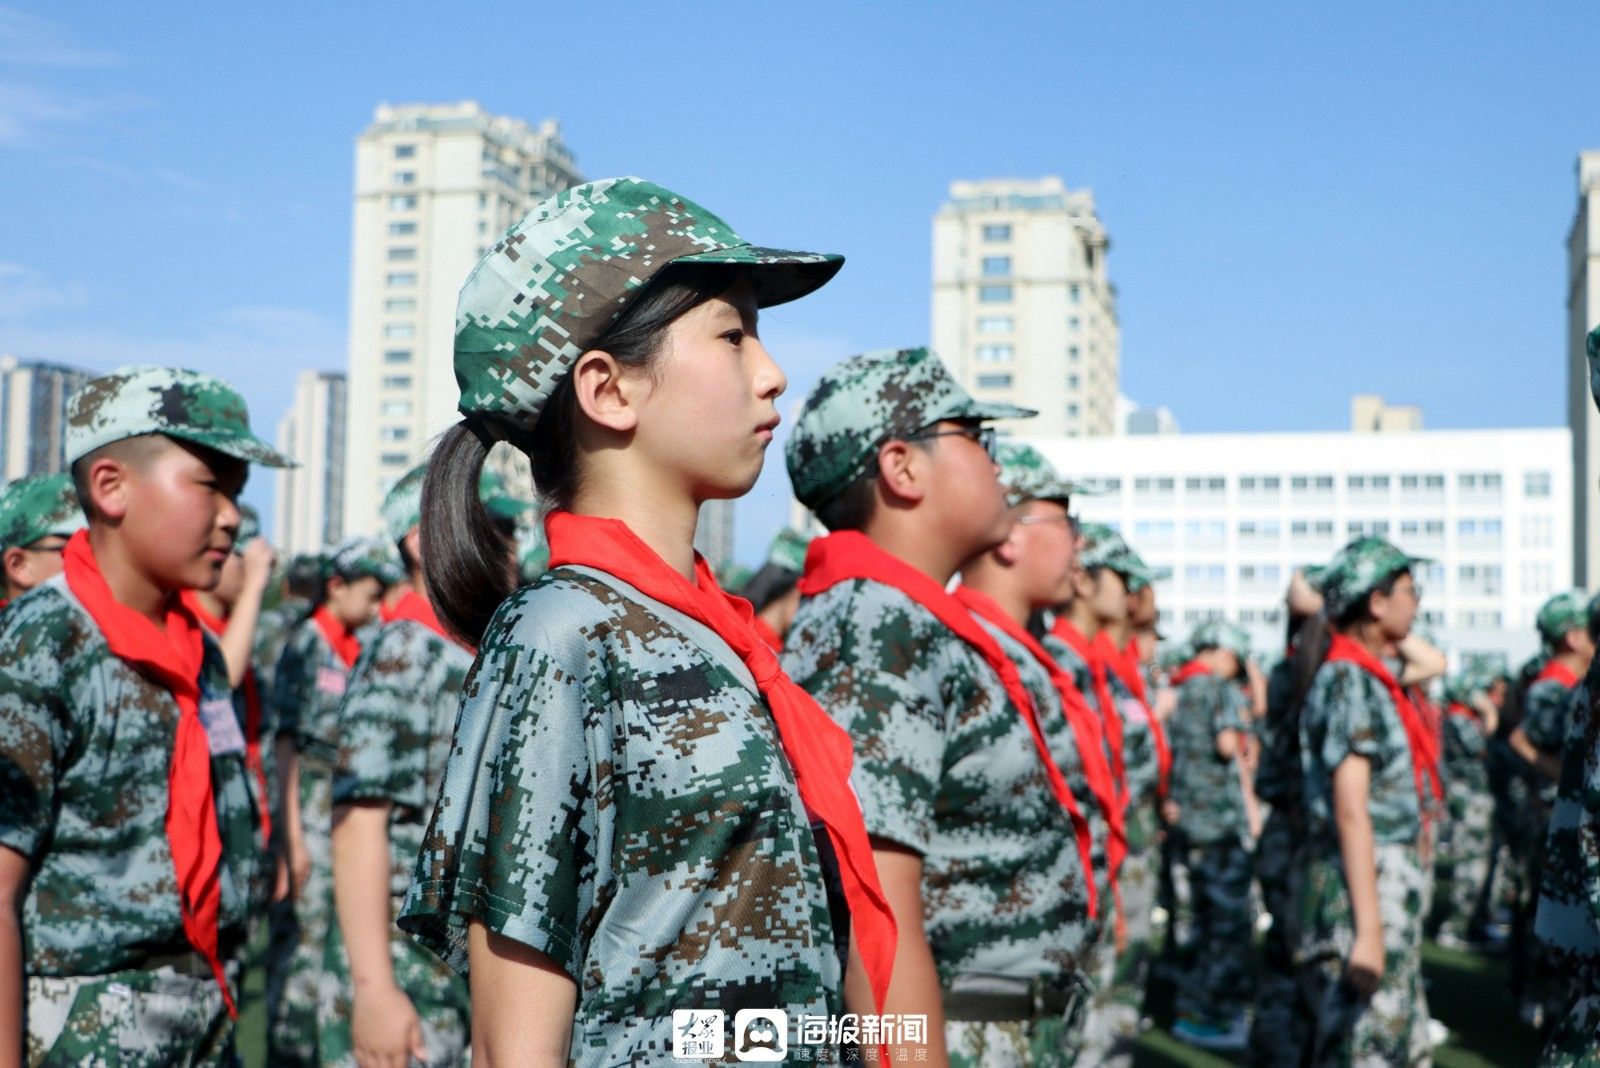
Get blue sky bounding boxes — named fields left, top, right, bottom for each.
left=1, top=3, right=1595, bottom=565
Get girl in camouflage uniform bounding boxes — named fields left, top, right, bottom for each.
left=396, top=178, right=896, bottom=1066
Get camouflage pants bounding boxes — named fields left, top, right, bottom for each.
left=319, top=916, right=471, bottom=1067
left=1430, top=786, right=1492, bottom=942
left=1073, top=809, right=1160, bottom=1068
left=1296, top=842, right=1430, bottom=1067
left=26, top=964, right=239, bottom=1067
left=1541, top=989, right=1600, bottom=1066
left=1113, top=810, right=1159, bottom=1013
left=1173, top=837, right=1255, bottom=1024
left=947, top=1011, right=1080, bottom=1067
left=266, top=755, right=335, bottom=1068
left=1249, top=805, right=1308, bottom=1067
left=1072, top=912, right=1138, bottom=1068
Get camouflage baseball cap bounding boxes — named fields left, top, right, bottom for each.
left=765, top=526, right=814, bottom=574
left=285, top=552, right=323, bottom=590
left=65, top=365, right=293, bottom=468
left=1122, top=547, right=1169, bottom=594
left=1311, top=535, right=1429, bottom=618
left=1191, top=619, right=1251, bottom=665
left=455, top=176, right=843, bottom=434
left=0, top=473, right=85, bottom=550
left=1076, top=521, right=1150, bottom=585
left=1537, top=590, right=1590, bottom=646
left=323, top=536, right=392, bottom=585
left=786, top=347, right=1037, bottom=510
left=232, top=503, right=260, bottom=553
left=380, top=459, right=527, bottom=542
left=997, top=442, right=1082, bottom=509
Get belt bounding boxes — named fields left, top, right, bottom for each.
left=942, top=976, right=1088, bottom=1023
left=140, top=949, right=216, bottom=978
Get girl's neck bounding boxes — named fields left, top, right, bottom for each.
left=570, top=476, right=702, bottom=582
left=1065, top=599, right=1099, bottom=639
left=1344, top=620, right=1390, bottom=658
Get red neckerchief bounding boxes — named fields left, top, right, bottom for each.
left=311, top=606, right=361, bottom=669
left=1324, top=633, right=1444, bottom=808
left=181, top=592, right=271, bottom=848
left=752, top=616, right=783, bottom=653
left=1110, top=637, right=1173, bottom=798
left=1446, top=701, right=1479, bottom=721
left=1050, top=618, right=1128, bottom=812
left=64, top=531, right=235, bottom=1016
left=1535, top=660, right=1582, bottom=690
left=386, top=589, right=473, bottom=653
left=378, top=599, right=399, bottom=625
left=955, top=585, right=1115, bottom=919
left=546, top=513, right=898, bottom=1020
left=796, top=530, right=1097, bottom=921
left=1169, top=660, right=1213, bottom=686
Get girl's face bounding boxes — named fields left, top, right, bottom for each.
left=632, top=275, right=786, bottom=501
left=326, top=574, right=382, bottom=629
left=1371, top=570, right=1419, bottom=641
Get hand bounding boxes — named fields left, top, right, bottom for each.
left=351, top=981, right=428, bottom=1068
left=1343, top=926, right=1385, bottom=1001
left=272, top=853, right=291, bottom=903
left=1160, top=799, right=1180, bottom=826
left=242, top=539, right=278, bottom=592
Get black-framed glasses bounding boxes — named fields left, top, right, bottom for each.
left=907, top=424, right=997, bottom=461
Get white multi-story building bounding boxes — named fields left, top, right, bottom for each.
left=0, top=354, right=89, bottom=482
left=1569, top=150, right=1600, bottom=585
left=342, top=101, right=583, bottom=537
left=1032, top=411, right=1572, bottom=668
left=275, top=371, right=347, bottom=554
left=932, top=177, right=1119, bottom=439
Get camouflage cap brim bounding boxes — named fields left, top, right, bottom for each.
left=941, top=398, right=1039, bottom=425
left=671, top=245, right=844, bottom=308
left=169, top=427, right=295, bottom=470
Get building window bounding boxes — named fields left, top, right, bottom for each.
left=981, top=256, right=1011, bottom=276
left=383, top=375, right=413, bottom=389
left=385, top=272, right=416, bottom=287
left=1069, top=284, right=1081, bottom=304
left=975, top=344, right=1013, bottom=363
left=976, top=373, right=1012, bottom=389
left=977, top=315, right=1013, bottom=335
left=394, top=144, right=416, bottom=159
left=1425, top=519, right=1444, bottom=536
left=1425, top=474, right=1444, bottom=490
left=1525, top=470, right=1552, bottom=497
left=1372, top=474, right=1390, bottom=489
left=393, top=171, right=416, bottom=185
left=388, top=221, right=416, bottom=237
left=383, top=324, right=414, bottom=340
left=380, top=426, right=410, bottom=442
left=1522, top=514, right=1554, bottom=547
left=383, top=349, right=411, bottom=364
left=380, top=401, right=412, bottom=417
left=384, top=298, right=415, bottom=313
left=382, top=452, right=410, bottom=466
left=1348, top=474, right=1365, bottom=490
left=982, top=223, right=1012, bottom=242
left=1066, top=374, right=1080, bottom=389
left=1067, top=345, right=1080, bottom=361
left=1067, top=316, right=1081, bottom=331
left=1185, top=476, right=1226, bottom=493
left=387, top=247, right=416, bottom=262
left=1066, top=402, right=1080, bottom=417
left=1135, top=477, right=1175, bottom=494
left=389, top=195, right=417, bottom=211
left=979, top=285, right=1013, bottom=303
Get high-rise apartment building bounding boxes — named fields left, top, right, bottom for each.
left=275, top=370, right=347, bottom=554
left=1569, top=150, right=1600, bottom=585
left=342, top=101, right=583, bottom=537
left=932, top=177, right=1119, bottom=438
left=0, top=354, right=90, bottom=482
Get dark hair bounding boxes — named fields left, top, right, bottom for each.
left=1333, top=568, right=1408, bottom=631
left=422, top=263, right=740, bottom=645
left=1289, top=567, right=1410, bottom=717
left=814, top=470, right=878, bottom=533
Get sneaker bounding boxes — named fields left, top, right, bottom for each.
left=1172, top=1014, right=1249, bottom=1051
left=1428, top=1018, right=1450, bottom=1047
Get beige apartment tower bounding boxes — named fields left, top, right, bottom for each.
left=275, top=370, right=346, bottom=555
left=342, top=101, right=583, bottom=537
left=1570, top=151, right=1600, bottom=586
left=932, top=177, right=1120, bottom=438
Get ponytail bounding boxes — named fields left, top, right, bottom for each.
left=420, top=422, right=516, bottom=645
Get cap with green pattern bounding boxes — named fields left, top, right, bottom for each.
left=1311, top=535, right=1430, bottom=619
left=0, top=473, right=85, bottom=550
left=786, top=347, right=1036, bottom=510
left=1191, top=619, right=1251, bottom=665
left=1122, top=546, right=1170, bottom=594
left=381, top=459, right=528, bottom=543
left=765, top=527, right=814, bottom=575
left=65, top=365, right=293, bottom=468
left=456, top=176, right=842, bottom=436
left=323, top=537, right=393, bottom=585
left=996, top=442, right=1082, bottom=509
left=1537, top=590, right=1590, bottom=647
left=1076, top=521, right=1155, bottom=587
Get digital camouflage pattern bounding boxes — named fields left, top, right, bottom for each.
left=1434, top=698, right=1493, bottom=943
left=398, top=569, right=843, bottom=1065
left=318, top=617, right=474, bottom=1065
left=1191, top=619, right=1251, bottom=669
left=1539, top=590, right=1592, bottom=647
left=1309, top=535, right=1429, bottom=619
left=64, top=364, right=292, bottom=467
left=26, top=964, right=238, bottom=1066
left=1075, top=522, right=1155, bottom=589
left=322, top=535, right=393, bottom=586
left=0, top=577, right=261, bottom=977
left=1167, top=673, right=1250, bottom=844
left=996, top=441, right=1081, bottom=508
left=1298, top=660, right=1422, bottom=846
left=1254, top=655, right=1302, bottom=810
left=380, top=457, right=526, bottom=541
left=782, top=576, right=1091, bottom=1046
left=0, top=472, right=84, bottom=550
left=783, top=347, right=1035, bottom=510
left=1248, top=804, right=1307, bottom=1067
left=253, top=597, right=307, bottom=701
left=1527, top=676, right=1583, bottom=762
left=233, top=502, right=260, bottom=551
left=1172, top=839, right=1254, bottom=1027
left=1297, top=842, right=1430, bottom=1067
left=948, top=1014, right=1083, bottom=1068
left=455, top=176, right=842, bottom=432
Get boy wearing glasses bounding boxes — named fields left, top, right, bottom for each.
left=0, top=474, right=85, bottom=610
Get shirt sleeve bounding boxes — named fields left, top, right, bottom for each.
left=271, top=624, right=317, bottom=740
left=1525, top=682, right=1574, bottom=755
left=0, top=602, right=68, bottom=861
left=333, top=625, right=431, bottom=814
left=1315, top=661, right=1391, bottom=774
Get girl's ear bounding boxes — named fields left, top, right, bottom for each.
left=572, top=350, right=642, bottom=433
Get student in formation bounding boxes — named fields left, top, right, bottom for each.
left=740, top=526, right=814, bottom=650
left=0, top=365, right=290, bottom=1064
left=781, top=347, right=1092, bottom=1065
left=1429, top=669, right=1498, bottom=949
left=1297, top=536, right=1440, bottom=1065
left=319, top=460, right=524, bottom=1068
left=394, top=177, right=896, bottom=1065
left=267, top=535, right=389, bottom=1067
left=1165, top=620, right=1255, bottom=1051
left=254, top=552, right=322, bottom=696
left=0, top=472, right=84, bottom=611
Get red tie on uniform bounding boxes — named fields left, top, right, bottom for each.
left=797, top=531, right=1098, bottom=919
left=1169, top=660, right=1213, bottom=686
left=954, top=585, right=1117, bottom=919
left=1323, top=634, right=1444, bottom=808
left=64, top=532, right=236, bottom=1016
left=386, top=588, right=473, bottom=653
left=311, top=605, right=361, bottom=669
left=1050, top=619, right=1129, bottom=814
left=1535, top=660, right=1581, bottom=690
left=180, top=592, right=271, bottom=848
left=543, top=513, right=899, bottom=1019
left=752, top=616, right=784, bottom=653
left=1108, top=638, right=1173, bottom=798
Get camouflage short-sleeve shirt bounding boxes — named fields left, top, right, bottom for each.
left=1108, top=670, right=1160, bottom=805
left=272, top=618, right=349, bottom=759
left=1442, top=710, right=1489, bottom=796
left=1168, top=675, right=1250, bottom=844
left=1299, top=660, right=1420, bottom=847
left=333, top=619, right=471, bottom=897
left=1535, top=679, right=1600, bottom=984
left=398, top=569, right=841, bottom=1065
left=0, top=579, right=261, bottom=975
left=1524, top=677, right=1579, bottom=756
left=782, top=578, right=1091, bottom=989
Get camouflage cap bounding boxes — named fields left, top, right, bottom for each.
left=1122, top=548, right=1169, bottom=594
left=323, top=536, right=392, bottom=585
left=0, top=473, right=85, bottom=550
left=232, top=503, right=260, bottom=553
left=765, top=526, right=814, bottom=574
left=455, top=176, right=842, bottom=434
left=1191, top=619, right=1251, bottom=665
left=1311, top=535, right=1430, bottom=619
left=65, top=365, right=293, bottom=468
left=1537, top=589, right=1590, bottom=646
left=997, top=442, right=1081, bottom=509
left=380, top=459, right=527, bottom=543
left=285, top=552, right=324, bottom=590
left=518, top=527, right=550, bottom=584
left=785, top=347, right=1037, bottom=510
left=1076, top=521, right=1149, bottom=585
